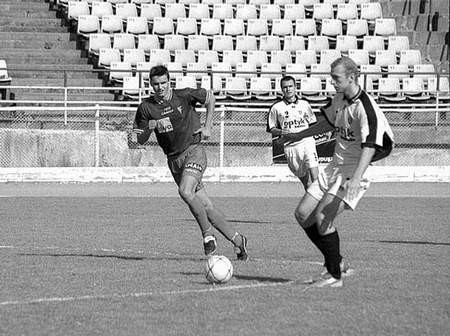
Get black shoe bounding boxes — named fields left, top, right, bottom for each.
left=235, top=234, right=248, bottom=261
left=203, top=235, right=217, bottom=256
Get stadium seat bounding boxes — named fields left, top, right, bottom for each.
left=126, top=16, right=149, bottom=35
left=272, top=19, right=294, bottom=36
left=320, top=49, right=341, bottom=66
left=360, top=64, right=381, bottom=91
left=336, top=3, right=358, bottom=21
left=187, top=35, right=209, bottom=51
left=123, top=48, right=146, bottom=66
left=295, top=50, right=317, bottom=66
left=335, top=35, right=357, bottom=54
left=387, top=64, right=410, bottom=79
left=212, top=35, right=234, bottom=52
left=123, top=75, right=149, bottom=100
left=140, top=4, right=162, bottom=21
left=101, top=15, right=123, bottom=34
left=286, top=63, right=308, bottom=80
left=177, top=0, right=196, bottom=4
left=323, top=0, right=345, bottom=4
left=261, top=63, right=283, bottom=79
left=68, top=1, right=90, bottom=21
left=249, top=0, right=270, bottom=5
left=320, top=19, right=343, bottom=43
left=174, top=49, right=196, bottom=66
left=399, top=50, right=422, bottom=67
left=270, top=50, right=292, bottom=67
left=226, top=0, right=246, bottom=4
left=200, top=18, right=222, bottom=36
left=211, top=62, right=232, bottom=99
left=311, top=63, right=331, bottom=80
left=149, top=49, right=171, bottom=65
left=154, top=0, right=177, bottom=4
left=91, top=1, right=113, bottom=19
left=388, top=36, right=410, bottom=53
left=402, top=77, right=431, bottom=102
left=222, top=50, right=244, bottom=67
left=247, top=19, right=269, bottom=37
left=224, top=77, right=251, bottom=100
left=236, top=4, right=258, bottom=20
left=284, top=4, right=305, bottom=20
left=187, top=62, right=208, bottom=79
left=98, top=47, right=121, bottom=68
left=300, top=77, right=327, bottom=102
left=107, top=0, right=129, bottom=8
left=236, top=35, right=258, bottom=51
left=197, top=50, right=219, bottom=67
left=88, top=33, right=112, bottom=57
left=413, top=64, right=436, bottom=81
left=0, top=60, right=12, bottom=85
left=274, top=0, right=295, bottom=4
left=295, top=19, right=317, bottom=37
left=176, top=18, right=198, bottom=35
left=362, top=36, right=385, bottom=55
left=259, top=35, right=281, bottom=51
left=136, top=61, right=155, bottom=82
left=250, top=77, right=276, bottom=100
left=236, top=62, right=257, bottom=79
left=165, top=3, right=187, bottom=19
left=374, top=18, right=397, bottom=37
left=77, top=15, right=100, bottom=38
left=164, top=62, right=184, bottom=78
left=313, top=3, right=333, bottom=21
left=224, top=19, right=246, bottom=37
left=428, top=77, right=450, bottom=99
left=175, top=75, right=198, bottom=89
left=260, top=4, right=282, bottom=20
left=212, top=4, right=233, bottom=20
left=247, top=50, right=268, bottom=67
left=377, top=78, right=406, bottom=102
left=152, top=17, right=174, bottom=36
left=307, top=36, right=329, bottom=53
left=360, top=2, right=383, bottom=23
left=163, top=34, right=186, bottom=51
left=131, top=0, right=152, bottom=7
left=112, top=33, right=136, bottom=51
left=348, top=49, right=369, bottom=66
left=116, top=3, right=138, bottom=23
left=284, top=36, right=306, bottom=52
left=375, top=50, right=397, bottom=68
left=346, top=19, right=368, bottom=38
left=137, top=34, right=160, bottom=55
left=203, top=0, right=223, bottom=5
left=109, top=61, right=133, bottom=83
left=189, top=4, right=210, bottom=19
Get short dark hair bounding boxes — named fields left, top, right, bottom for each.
left=280, top=75, right=296, bottom=87
left=149, top=65, right=170, bottom=81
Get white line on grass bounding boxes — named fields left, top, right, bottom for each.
left=0, top=281, right=295, bottom=307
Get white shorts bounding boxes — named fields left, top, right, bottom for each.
left=307, top=163, right=370, bottom=210
left=284, top=137, right=319, bottom=178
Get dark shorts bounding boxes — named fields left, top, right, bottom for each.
left=167, top=143, right=207, bottom=191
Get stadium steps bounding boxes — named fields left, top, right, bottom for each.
left=1, top=0, right=115, bottom=103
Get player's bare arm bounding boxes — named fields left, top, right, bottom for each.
left=345, top=147, right=376, bottom=201
left=201, top=90, right=215, bottom=140
left=134, top=120, right=157, bottom=145
left=279, top=114, right=334, bottom=144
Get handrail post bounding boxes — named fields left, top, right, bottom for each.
left=219, top=105, right=225, bottom=181
left=94, top=104, right=100, bottom=167
left=64, top=70, right=68, bottom=125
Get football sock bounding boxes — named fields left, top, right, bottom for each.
left=205, top=207, right=241, bottom=245
left=320, top=231, right=342, bottom=279
left=304, top=225, right=325, bottom=252
left=187, top=196, right=212, bottom=237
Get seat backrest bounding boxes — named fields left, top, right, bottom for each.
left=175, top=75, right=198, bottom=89
left=222, top=50, right=244, bottom=67
left=313, top=3, right=333, bottom=20
left=91, top=1, right=113, bottom=18
left=110, top=61, right=133, bottom=81
left=163, top=34, right=186, bottom=51
left=188, top=3, right=210, bottom=19
left=246, top=19, right=268, bottom=36
left=98, top=47, right=121, bottom=68
left=174, top=49, right=196, bottom=65
left=295, top=19, right=317, bottom=36
left=300, top=76, right=323, bottom=95
left=335, top=35, right=357, bottom=52
left=212, top=3, right=233, bottom=20
left=284, top=36, right=305, bottom=51
left=236, top=4, right=258, bottom=20
left=116, top=3, right=138, bottom=20
left=200, top=18, right=222, bottom=36
left=112, top=33, right=136, bottom=50
left=149, top=49, right=171, bottom=65
left=165, top=3, right=186, bottom=19
left=176, top=18, right=198, bottom=35
left=360, top=2, right=382, bottom=21
left=259, top=35, right=281, bottom=51
left=152, top=17, right=174, bottom=35
left=336, top=3, right=357, bottom=21
left=399, top=49, right=422, bottom=66
left=271, top=50, right=293, bottom=66
left=375, top=50, right=397, bottom=67
left=260, top=62, right=282, bottom=79
left=187, top=62, right=209, bottom=79
left=126, top=16, right=149, bottom=35
left=101, top=15, right=123, bottom=34
left=164, top=61, right=184, bottom=78
left=272, top=19, right=294, bottom=36
left=347, top=49, right=369, bottom=65
left=236, top=62, right=257, bottom=79
left=413, top=63, right=436, bottom=80
left=387, top=36, right=410, bottom=52
left=260, top=4, right=281, bottom=20
left=286, top=63, right=307, bottom=79
left=295, top=50, right=317, bottom=66
left=136, top=61, right=156, bottom=80
left=137, top=34, right=160, bottom=52
left=187, top=35, right=209, bottom=51
left=374, top=18, right=397, bottom=36
left=284, top=4, right=305, bottom=20
left=346, top=19, right=368, bottom=36
left=77, top=15, right=100, bottom=35
left=320, top=49, right=341, bottom=66
left=235, top=35, right=258, bottom=51
left=212, top=35, right=234, bottom=51
left=68, top=0, right=90, bottom=20
left=197, top=50, right=219, bottom=67
left=378, top=77, right=402, bottom=95
left=387, top=64, right=410, bottom=79
left=88, top=33, right=111, bottom=54
left=140, top=3, right=162, bottom=20
left=310, top=63, right=331, bottom=79
left=362, top=35, right=385, bottom=53
left=123, top=48, right=146, bottom=66
left=320, top=19, right=343, bottom=37
left=307, top=35, right=329, bottom=52
left=247, top=50, right=268, bottom=67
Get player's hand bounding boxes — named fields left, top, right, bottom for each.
left=201, top=126, right=211, bottom=140
left=148, top=120, right=157, bottom=130
left=344, top=177, right=361, bottom=201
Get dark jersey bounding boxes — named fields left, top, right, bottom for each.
left=133, top=88, right=211, bottom=157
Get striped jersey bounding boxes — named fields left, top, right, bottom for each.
left=321, top=87, right=394, bottom=165
left=133, top=88, right=212, bottom=157
left=267, top=97, right=317, bottom=146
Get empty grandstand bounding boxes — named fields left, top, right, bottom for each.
left=0, top=0, right=449, bottom=172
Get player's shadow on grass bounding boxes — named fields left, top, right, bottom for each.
left=19, top=253, right=203, bottom=262
left=185, top=218, right=271, bottom=224
left=367, top=240, right=450, bottom=246
left=181, top=271, right=291, bottom=283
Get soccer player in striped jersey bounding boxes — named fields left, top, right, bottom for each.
left=279, top=57, right=394, bottom=287
left=132, top=66, right=248, bottom=261
left=267, top=76, right=319, bottom=190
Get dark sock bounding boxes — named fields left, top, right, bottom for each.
left=321, top=231, right=342, bottom=279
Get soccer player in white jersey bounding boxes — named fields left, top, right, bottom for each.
left=267, top=76, right=319, bottom=190
left=279, top=57, right=394, bottom=287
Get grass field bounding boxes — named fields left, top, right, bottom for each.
left=0, top=183, right=449, bottom=336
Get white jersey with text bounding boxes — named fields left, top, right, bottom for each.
left=321, top=88, right=394, bottom=166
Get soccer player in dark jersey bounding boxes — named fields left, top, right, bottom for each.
left=132, top=65, right=248, bottom=260
left=278, top=57, right=394, bottom=287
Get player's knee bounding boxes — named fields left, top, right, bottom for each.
left=178, top=187, right=195, bottom=202
left=294, top=207, right=308, bottom=227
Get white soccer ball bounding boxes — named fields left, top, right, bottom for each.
left=205, top=255, right=233, bottom=284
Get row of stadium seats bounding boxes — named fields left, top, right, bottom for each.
left=67, top=1, right=383, bottom=21
left=92, top=46, right=423, bottom=69
left=76, top=15, right=396, bottom=38
left=117, top=73, right=450, bottom=102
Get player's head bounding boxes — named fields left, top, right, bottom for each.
left=330, top=57, right=360, bottom=95
left=149, top=65, right=171, bottom=99
left=280, top=76, right=297, bottom=101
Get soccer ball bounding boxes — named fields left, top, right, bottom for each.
left=205, top=255, right=233, bottom=284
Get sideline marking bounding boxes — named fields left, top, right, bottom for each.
left=0, top=281, right=294, bottom=307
